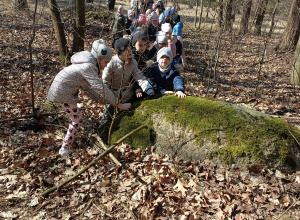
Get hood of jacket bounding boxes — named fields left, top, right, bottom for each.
left=71, top=51, right=97, bottom=66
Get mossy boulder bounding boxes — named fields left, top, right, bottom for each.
left=108, top=95, right=300, bottom=171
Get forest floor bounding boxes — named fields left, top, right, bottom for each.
left=1, top=1, right=300, bottom=219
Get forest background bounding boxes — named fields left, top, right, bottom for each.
left=1, top=0, right=300, bottom=219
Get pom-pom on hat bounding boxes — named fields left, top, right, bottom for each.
left=113, top=38, right=130, bottom=55
left=152, top=3, right=157, bottom=11
left=128, top=9, right=134, bottom=17
left=164, top=9, right=170, bottom=17
left=157, top=47, right=173, bottom=63
left=91, top=39, right=112, bottom=59
left=161, top=23, right=172, bottom=33
left=118, top=5, right=123, bottom=11
left=132, top=31, right=148, bottom=46
left=156, top=31, right=168, bottom=44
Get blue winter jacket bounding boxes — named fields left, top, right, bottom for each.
left=173, top=21, right=183, bottom=37
left=147, top=63, right=185, bottom=93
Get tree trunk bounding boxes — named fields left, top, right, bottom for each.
left=291, top=35, right=300, bottom=84
left=268, top=0, right=280, bottom=37
left=197, top=0, right=204, bottom=29
left=276, top=0, right=300, bottom=52
left=224, top=0, right=234, bottom=33
left=15, top=0, right=28, bottom=10
left=189, top=0, right=194, bottom=9
left=72, top=0, right=85, bottom=53
left=194, top=0, right=198, bottom=27
left=86, top=0, right=93, bottom=2
left=254, top=0, right=268, bottom=35
left=48, top=0, right=70, bottom=66
left=216, top=0, right=224, bottom=30
left=239, top=0, right=252, bottom=35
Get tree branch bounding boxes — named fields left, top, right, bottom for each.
left=41, top=124, right=148, bottom=197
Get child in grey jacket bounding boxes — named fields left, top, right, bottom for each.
left=47, top=39, right=131, bottom=156
left=101, top=38, right=154, bottom=122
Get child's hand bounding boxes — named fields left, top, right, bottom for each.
left=118, top=103, right=131, bottom=110
left=175, top=91, right=186, bottom=98
left=149, top=92, right=155, bottom=96
left=136, top=91, right=143, bottom=98
left=109, top=27, right=112, bottom=31
left=164, top=91, right=174, bottom=94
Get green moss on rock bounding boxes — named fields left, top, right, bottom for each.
left=108, top=95, right=300, bottom=170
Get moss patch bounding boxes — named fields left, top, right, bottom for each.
left=108, top=95, right=300, bottom=169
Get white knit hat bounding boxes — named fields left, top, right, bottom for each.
left=161, top=23, right=172, bottom=33
left=156, top=31, right=168, bottom=44
left=91, top=39, right=112, bottom=59
left=157, top=47, right=173, bottom=63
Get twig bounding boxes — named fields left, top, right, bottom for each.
left=41, top=124, right=148, bottom=196
left=275, top=197, right=300, bottom=220
left=122, top=203, right=138, bottom=220
left=80, top=198, right=94, bottom=219
left=0, top=112, right=61, bottom=124
left=92, top=203, right=113, bottom=217
left=93, top=134, right=122, bottom=166
left=285, top=125, right=300, bottom=146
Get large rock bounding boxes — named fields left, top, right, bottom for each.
left=108, top=95, right=300, bottom=171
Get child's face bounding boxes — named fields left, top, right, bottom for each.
left=119, top=47, right=132, bottom=60
left=166, top=31, right=172, bottom=39
left=98, top=58, right=111, bottom=71
left=165, top=16, right=170, bottom=20
left=129, top=15, right=134, bottom=19
left=152, top=19, right=159, bottom=26
left=135, top=39, right=147, bottom=53
left=158, top=55, right=170, bottom=69
left=158, top=42, right=167, bottom=49
left=118, top=9, right=123, bottom=14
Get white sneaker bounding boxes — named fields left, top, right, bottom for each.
left=59, top=147, right=71, bottom=156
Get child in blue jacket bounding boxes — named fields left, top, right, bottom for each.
left=147, top=47, right=186, bottom=98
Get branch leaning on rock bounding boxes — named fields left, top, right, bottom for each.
left=41, top=124, right=148, bottom=197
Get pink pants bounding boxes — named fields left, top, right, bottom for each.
left=60, top=103, right=83, bottom=149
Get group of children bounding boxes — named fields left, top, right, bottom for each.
left=47, top=0, right=187, bottom=156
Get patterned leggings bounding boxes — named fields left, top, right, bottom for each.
left=60, top=103, right=83, bottom=149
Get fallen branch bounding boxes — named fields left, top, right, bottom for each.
left=0, top=112, right=63, bottom=124
left=92, top=134, right=122, bottom=166
left=41, top=124, right=148, bottom=197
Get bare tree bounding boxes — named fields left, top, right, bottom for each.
left=224, top=0, right=234, bottom=33
left=239, top=0, right=252, bottom=35
left=194, top=0, right=198, bottom=27
left=197, top=0, right=204, bottom=29
left=254, top=0, right=269, bottom=35
left=290, top=36, right=300, bottom=84
left=48, top=0, right=70, bottom=66
left=276, top=0, right=300, bottom=52
left=216, top=0, right=224, bottom=30
left=72, top=0, right=85, bottom=53
left=15, top=0, right=28, bottom=10
left=268, top=0, right=280, bottom=36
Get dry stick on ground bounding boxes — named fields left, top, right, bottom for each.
left=0, top=112, right=62, bottom=124
left=42, top=124, right=148, bottom=197
left=93, top=134, right=122, bottom=166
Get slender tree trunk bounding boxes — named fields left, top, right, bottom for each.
left=194, top=0, right=198, bottom=27
left=290, top=35, right=300, bottom=84
left=254, top=0, right=268, bottom=35
left=72, top=0, right=85, bottom=53
left=224, top=0, right=234, bottom=33
left=15, top=0, right=28, bottom=10
left=48, top=0, right=70, bottom=66
left=216, top=0, right=224, bottom=30
left=268, top=0, right=280, bottom=37
left=276, top=0, right=300, bottom=52
left=239, top=0, right=252, bottom=35
left=197, top=0, right=204, bottom=29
